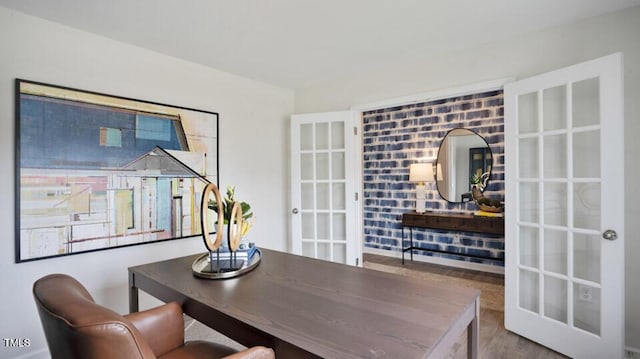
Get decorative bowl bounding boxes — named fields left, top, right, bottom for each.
left=471, top=186, right=503, bottom=213
left=476, top=203, right=503, bottom=213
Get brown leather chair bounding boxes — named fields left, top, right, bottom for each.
left=33, top=273, right=275, bottom=359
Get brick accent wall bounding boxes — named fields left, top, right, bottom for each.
left=362, top=90, right=505, bottom=266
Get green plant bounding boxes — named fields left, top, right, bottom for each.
left=471, top=173, right=482, bottom=184
left=208, top=186, right=253, bottom=235
left=470, top=171, right=490, bottom=190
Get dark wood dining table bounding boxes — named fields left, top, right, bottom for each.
left=129, top=248, right=479, bottom=358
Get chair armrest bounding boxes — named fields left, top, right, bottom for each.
left=125, top=302, right=184, bottom=357
left=222, top=346, right=275, bottom=359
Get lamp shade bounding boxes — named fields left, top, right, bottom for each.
left=409, top=163, right=433, bottom=183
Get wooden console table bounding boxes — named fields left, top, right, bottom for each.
left=401, top=212, right=504, bottom=264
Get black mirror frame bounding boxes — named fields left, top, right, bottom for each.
left=435, top=127, right=493, bottom=204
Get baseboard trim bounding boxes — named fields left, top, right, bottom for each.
left=364, top=247, right=505, bottom=275
left=626, top=346, right=640, bottom=358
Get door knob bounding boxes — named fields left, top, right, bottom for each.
left=291, top=208, right=299, bottom=214
left=602, top=229, right=617, bottom=241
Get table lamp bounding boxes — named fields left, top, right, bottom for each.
left=409, top=163, right=433, bottom=214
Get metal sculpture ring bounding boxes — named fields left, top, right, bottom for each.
left=200, top=183, right=224, bottom=252
left=228, top=201, right=243, bottom=251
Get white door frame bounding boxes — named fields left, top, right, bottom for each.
left=351, top=78, right=511, bottom=272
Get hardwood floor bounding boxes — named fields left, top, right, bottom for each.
left=364, top=253, right=568, bottom=359
left=364, top=253, right=504, bottom=285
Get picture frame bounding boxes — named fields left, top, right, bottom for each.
left=15, top=79, right=219, bottom=262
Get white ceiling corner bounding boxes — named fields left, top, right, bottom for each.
left=0, top=0, right=638, bottom=89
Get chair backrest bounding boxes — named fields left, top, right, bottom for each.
left=33, top=273, right=156, bottom=359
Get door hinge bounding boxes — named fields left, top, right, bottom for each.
left=355, top=192, right=359, bottom=201
left=356, top=257, right=360, bottom=266
left=354, top=126, right=358, bottom=135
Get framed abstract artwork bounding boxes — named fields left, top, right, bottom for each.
left=15, top=79, right=219, bottom=262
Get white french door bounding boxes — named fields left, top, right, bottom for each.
left=504, top=53, right=624, bottom=358
left=290, top=111, right=362, bottom=266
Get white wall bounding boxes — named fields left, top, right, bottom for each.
left=296, top=6, right=640, bottom=350
left=0, top=7, right=293, bottom=359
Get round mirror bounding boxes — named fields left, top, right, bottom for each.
left=436, top=128, right=492, bottom=203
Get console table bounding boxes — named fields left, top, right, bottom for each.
left=401, top=212, right=504, bottom=264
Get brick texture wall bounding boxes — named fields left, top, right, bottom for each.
left=362, top=90, right=505, bottom=266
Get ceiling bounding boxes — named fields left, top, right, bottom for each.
left=1, top=0, right=638, bottom=89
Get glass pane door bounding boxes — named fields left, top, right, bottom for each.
left=515, top=80, right=604, bottom=333
left=505, top=53, right=624, bottom=358
left=291, top=112, right=360, bottom=265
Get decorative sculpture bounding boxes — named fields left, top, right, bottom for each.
left=192, top=183, right=261, bottom=279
